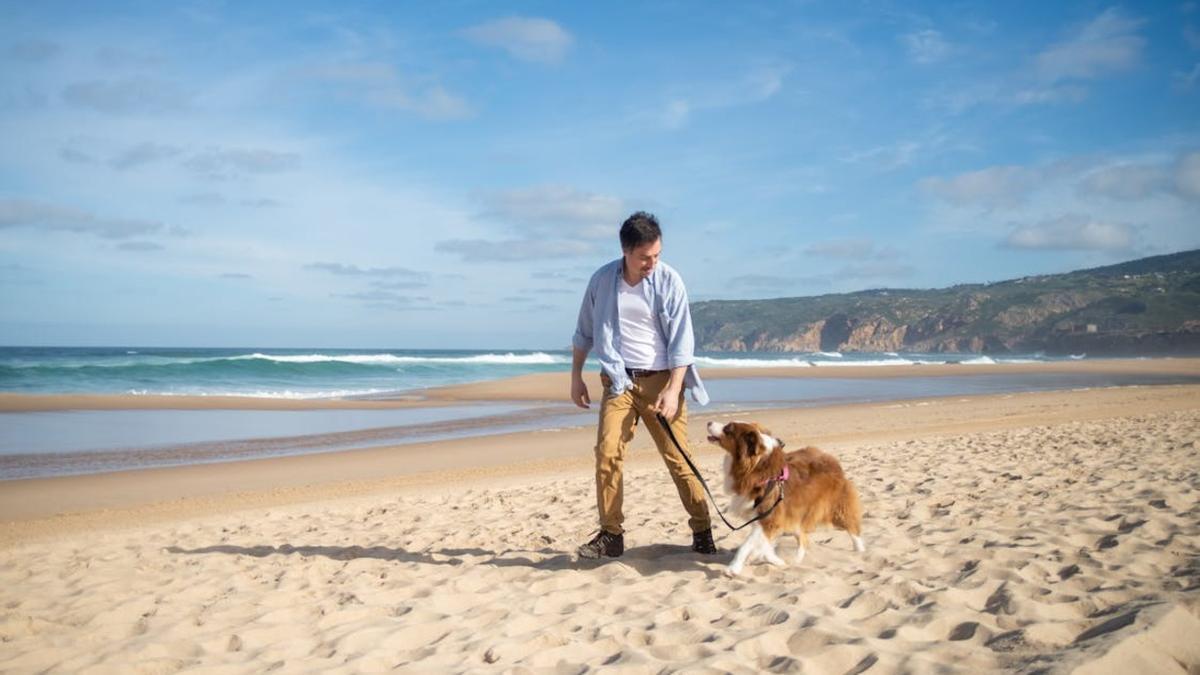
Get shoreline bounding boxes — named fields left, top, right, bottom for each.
left=2, top=383, right=1198, bottom=548
left=1, top=356, right=1198, bottom=411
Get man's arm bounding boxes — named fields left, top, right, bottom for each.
left=570, top=346, right=591, bottom=409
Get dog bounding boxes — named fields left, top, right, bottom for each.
left=706, top=420, right=865, bottom=576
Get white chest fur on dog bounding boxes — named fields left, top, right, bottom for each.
left=722, top=454, right=756, bottom=518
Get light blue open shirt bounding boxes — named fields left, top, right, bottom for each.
left=572, top=258, right=709, bottom=405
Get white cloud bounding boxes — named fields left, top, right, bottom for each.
left=1004, top=214, right=1136, bottom=251
left=902, top=29, right=950, bottom=64
left=1035, top=8, right=1145, bottom=82
left=0, top=197, right=165, bottom=239
left=920, top=165, right=1039, bottom=209
left=461, top=17, right=572, bottom=64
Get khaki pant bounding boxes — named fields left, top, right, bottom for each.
left=594, top=371, right=711, bottom=535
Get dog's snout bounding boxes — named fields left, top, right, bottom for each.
left=706, top=421, right=724, bottom=439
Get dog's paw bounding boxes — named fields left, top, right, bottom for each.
left=766, top=554, right=786, bottom=567
left=724, top=565, right=742, bottom=577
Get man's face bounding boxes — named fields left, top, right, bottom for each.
left=622, top=238, right=661, bottom=282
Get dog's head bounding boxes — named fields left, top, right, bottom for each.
left=706, top=420, right=784, bottom=461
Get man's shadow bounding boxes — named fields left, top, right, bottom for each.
left=166, top=543, right=726, bottom=578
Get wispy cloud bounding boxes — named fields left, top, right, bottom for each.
left=95, top=46, right=163, bottom=69
left=477, top=185, right=624, bottom=239
left=653, top=64, right=790, bottom=129
left=1174, top=63, right=1200, bottom=91
left=1003, top=214, right=1136, bottom=252
left=438, top=185, right=625, bottom=262
left=1176, top=151, right=1200, bottom=200
left=183, top=147, right=301, bottom=179
left=307, top=61, right=471, bottom=120
left=61, top=78, right=191, bottom=114
left=435, top=238, right=597, bottom=262
left=461, top=17, right=572, bottom=64
left=117, top=241, right=164, bottom=252
left=920, top=165, right=1040, bottom=209
left=803, top=238, right=882, bottom=260
left=1078, top=163, right=1169, bottom=201
left=1078, top=151, right=1200, bottom=202
left=5, top=39, right=61, bottom=63
left=1035, top=8, right=1145, bottom=83
left=304, top=262, right=429, bottom=281
left=902, top=29, right=950, bottom=64
left=110, top=142, right=183, bottom=170
left=0, top=198, right=166, bottom=239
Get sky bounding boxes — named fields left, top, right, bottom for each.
left=1, top=1, right=1198, bottom=349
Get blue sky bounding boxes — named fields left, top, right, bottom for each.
left=1, top=1, right=1197, bottom=349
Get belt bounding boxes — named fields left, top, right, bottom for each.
left=625, top=367, right=667, bottom=379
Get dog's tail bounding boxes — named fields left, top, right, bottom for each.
left=833, top=480, right=864, bottom=537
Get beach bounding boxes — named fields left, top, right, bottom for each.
left=1, top=362, right=1199, bottom=672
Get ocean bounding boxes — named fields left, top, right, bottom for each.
left=3, top=347, right=1194, bottom=480
left=0, top=346, right=1086, bottom=398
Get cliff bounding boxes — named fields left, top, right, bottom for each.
left=691, top=250, right=1200, bottom=355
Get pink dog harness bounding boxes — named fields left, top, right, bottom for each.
left=761, top=464, right=789, bottom=486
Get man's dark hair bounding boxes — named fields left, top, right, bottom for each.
left=619, top=211, right=662, bottom=251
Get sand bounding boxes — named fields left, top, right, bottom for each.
left=1, top=375, right=1199, bottom=672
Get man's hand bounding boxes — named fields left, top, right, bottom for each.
left=571, top=375, right=591, bottom=409
left=653, top=386, right=681, bottom=421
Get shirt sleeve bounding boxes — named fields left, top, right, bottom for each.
left=661, top=273, right=696, bottom=369
left=572, top=275, right=596, bottom=353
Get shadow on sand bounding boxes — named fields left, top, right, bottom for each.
left=166, top=543, right=726, bottom=578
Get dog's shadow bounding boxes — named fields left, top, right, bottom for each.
left=165, top=543, right=727, bottom=578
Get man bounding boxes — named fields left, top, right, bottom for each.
left=571, top=211, right=717, bottom=559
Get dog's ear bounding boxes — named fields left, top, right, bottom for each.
left=740, top=429, right=760, bottom=456
left=777, top=438, right=786, bottom=450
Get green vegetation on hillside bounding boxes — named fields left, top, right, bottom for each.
left=692, top=250, right=1200, bottom=355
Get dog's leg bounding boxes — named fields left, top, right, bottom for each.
left=793, top=530, right=808, bottom=565
left=726, top=523, right=767, bottom=576
left=762, top=536, right=786, bottom=567
left=850, top=533, right=866, bottom=553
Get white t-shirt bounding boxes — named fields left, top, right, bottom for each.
left=618, top=277, right=668, bottom=370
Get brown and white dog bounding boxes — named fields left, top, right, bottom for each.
left=706, top=420, right=865, bottom=576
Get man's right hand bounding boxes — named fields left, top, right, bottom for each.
left=571, top=375, right=591, bottom=409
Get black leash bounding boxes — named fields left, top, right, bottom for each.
left=655, top=413, right=785, bottom=532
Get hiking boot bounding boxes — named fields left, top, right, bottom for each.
left=692, top=528, right=718, bottom=555
left=577, top=530, right=624, bottom=559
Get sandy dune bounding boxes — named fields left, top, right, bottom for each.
left=2, top=390, right=1198, bottom=673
